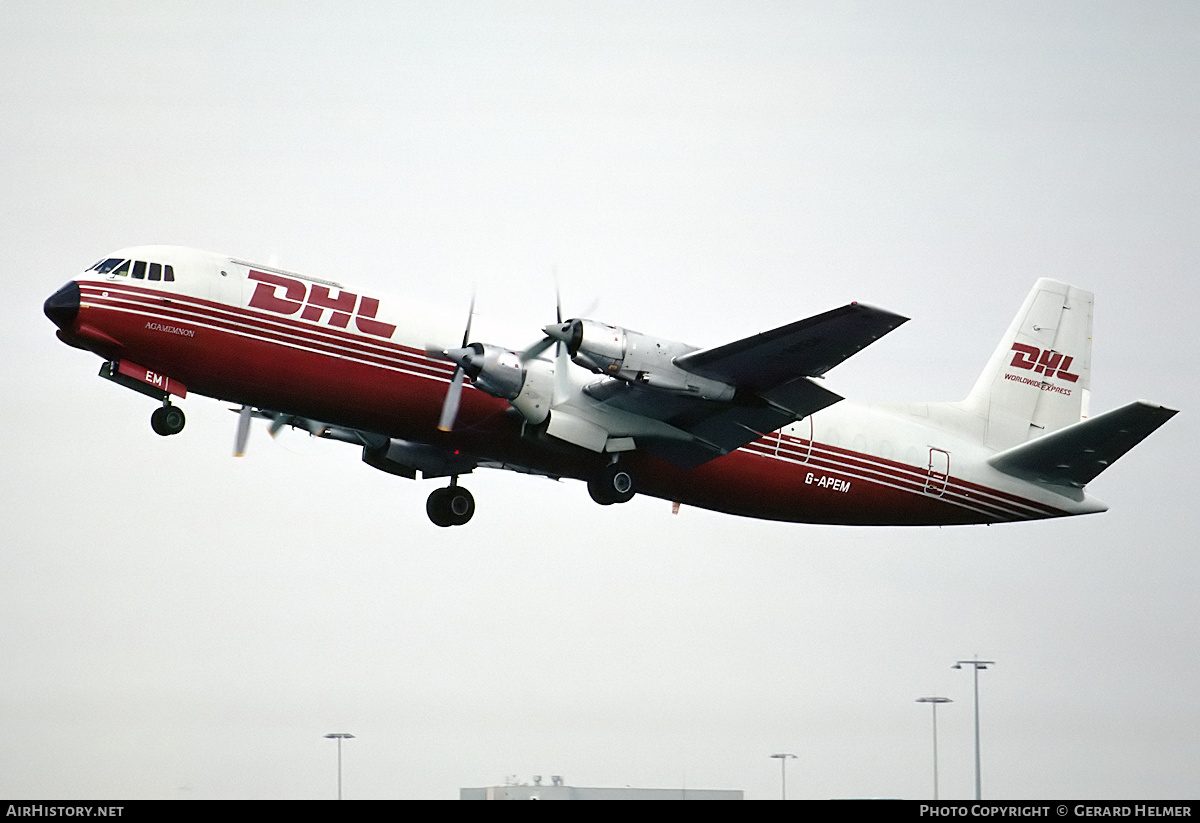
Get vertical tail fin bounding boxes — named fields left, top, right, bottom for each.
left=962, top=279, right=1093, bottom=451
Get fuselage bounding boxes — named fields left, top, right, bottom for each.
left=45, top=245, right=1108, bottom=525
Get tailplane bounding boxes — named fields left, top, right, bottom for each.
left=988, top=400, right=1177, bottom=488
left=962, top=279, right=1094, bottom=451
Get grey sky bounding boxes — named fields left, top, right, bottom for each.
left=2, top=1, right=1197, bottom=799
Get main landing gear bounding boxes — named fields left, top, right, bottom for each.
left=426, top=479, right=475, bottom=527
left=150, top=401, right=185, bottom=437
left=425, top=462, right=637, bottom=525
left=588, top=462, right=636, bottom=506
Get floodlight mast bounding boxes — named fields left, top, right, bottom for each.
left=915, top=697, right=952, bottom=800
left=953, top=658, right=994, bottom=800
left=769, top=752, right=797, bottom=800
left=324, top=732, right=355, bottom=800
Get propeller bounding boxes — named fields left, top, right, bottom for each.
left=519, top=287, right=597, bottom=364
left=517, top=293, right=560, bottom=362
left=232, top=407, right=331, bottom=457
left=436, top=295, right=475, bottom=432
left=518, top=334, right=555, bottom=363
left=519, top=286, right=598, bottom=405
left=268, top=413, right=289, bottom=438
left=431, top=283, right=596, bottom=429
left=233, top=404, right=253, bottom=457
left=552, top=305, right=571, bottom=406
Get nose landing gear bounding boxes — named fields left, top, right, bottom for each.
left=427, top=480, right=476, bottom=527
left=150, top=402, right=186, bottom=436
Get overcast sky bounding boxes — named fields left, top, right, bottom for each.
left=2, top=1, right=1198, bottom=800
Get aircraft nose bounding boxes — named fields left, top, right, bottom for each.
left=44, top=281, right=81, bottom=330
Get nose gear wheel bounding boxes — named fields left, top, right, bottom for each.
left=150, top=404, right=185, bottom=436
left=426, top=485, right=476, bottom=527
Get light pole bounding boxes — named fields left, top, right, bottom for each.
left=770, top=753, right=797, bottom=800
left=953, top=658, right=994, bottom=800
left=915, top=697, right=952, bottom=800
left=324, top=732, right=355, bottom=800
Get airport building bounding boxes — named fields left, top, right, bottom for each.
left=461, top=777, right=742, bottom=800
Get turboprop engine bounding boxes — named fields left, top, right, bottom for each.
left=542, top=318, right=736, bottom=401
left=444, top=343, right=526, bottom=400
left=436, top=312, right=735, bottom=436
left=441, top=342, right=554, bottom=427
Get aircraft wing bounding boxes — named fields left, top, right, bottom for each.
left=579, top=304, right=905, bottom=466
left=674, top=302, right=909, bottom=390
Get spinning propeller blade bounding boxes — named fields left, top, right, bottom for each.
left=554, top=328, right=570, bottom=405
left=438, top=369, right=466, bottom=431
left=268, top=413, right=289, bottom=437
left=233, top=404, right=252, bottom=457
left=518, top=335, right=554, bottom=362
left=519, top=282, right=567, bottom=363
left=437, top=294, right=475, bottom=432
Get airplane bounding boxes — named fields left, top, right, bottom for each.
left=43, top=245, right=1176, bottom=528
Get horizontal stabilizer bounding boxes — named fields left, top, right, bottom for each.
left=988, top=401, right=1178, bottom=488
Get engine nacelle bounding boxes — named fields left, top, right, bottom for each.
left=544, top=318, right=736, bottom=402
left=448, top=343, right=526, bottom=400
left=509, top=356, right=554, bottom=424
left=558, top=319, right=625, bottom=372
left=444, top=342, right=554, bottom=425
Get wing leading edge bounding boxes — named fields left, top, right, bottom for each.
left=675, top=302, right=909, bottom=390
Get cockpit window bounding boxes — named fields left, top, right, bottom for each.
left=95, top=258, right=125, bottom=274
left=90, top=257, right=177, bottom=281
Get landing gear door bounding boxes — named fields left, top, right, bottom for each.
left=926, top=448, right=950, bottom=496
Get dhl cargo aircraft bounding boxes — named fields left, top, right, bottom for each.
left=44, top=246, right=1176, bottom=527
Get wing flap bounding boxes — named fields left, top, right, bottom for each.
left=582, top=374, right=843, bottom=467
left=988, top=400, right=1178, bottom=488
left=761, top=375, right=844, bottom=417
